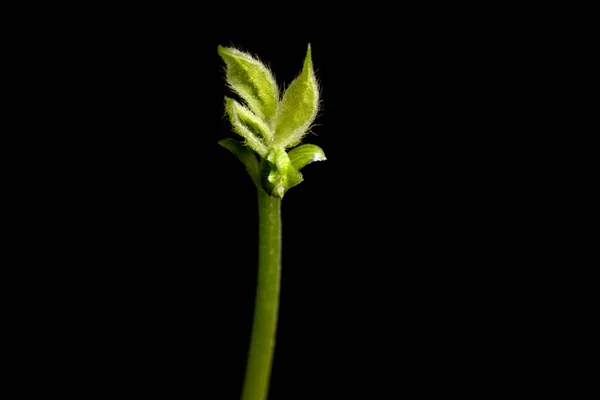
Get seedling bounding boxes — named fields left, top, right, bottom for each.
left=218, top=44, right=325, bottom=400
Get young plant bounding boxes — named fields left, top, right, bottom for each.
left=217, top=44, right=325, bottom=400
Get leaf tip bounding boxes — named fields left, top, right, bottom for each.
left=304, top=43, right=313, bottom=70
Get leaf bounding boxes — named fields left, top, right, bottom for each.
left=225, top=97, right=273, bottom=142
left=274, top=44, right=320, bottom=148
left=218, top=46, right=279, bottom=122
left=218, top=138, right=261, bottom=188
left=225, top=97, right=268, bottom=157
left=260, top=147, right=303, bottom=198
left=285, top=165, right=304, bottom=192
left=288, top=144, right=326, bottom=171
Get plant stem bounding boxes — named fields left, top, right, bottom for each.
left=241, top=189, right=282, bottom=400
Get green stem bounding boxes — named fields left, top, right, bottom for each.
left=241, top=189, right=282, bottom=400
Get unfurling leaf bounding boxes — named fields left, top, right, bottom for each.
left=274, top=44, right=319, bottom=149
left=225, top=97, right=273, bottom=142
left=288, top=144, right=326, bottom=171
left=218, top=46, right=279, bottom=122
left=225, top=97, right=268, bottom=157
left=261, top=147, right=303, bottom=198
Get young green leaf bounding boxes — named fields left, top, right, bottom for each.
left=265, top=147, right=290, bottom=198
left=274, top=44, right=320, bottom=149
left=261, top=147, right=303, bottom=198
left=218, top=46, right=279, bottom=122
left=225, top=97, right=273, bottom=142
left=218, top=138, right=261, bottom=188
left=225, top=97, right=268, bottom=157
left=288, top=144, right=326, bottom=171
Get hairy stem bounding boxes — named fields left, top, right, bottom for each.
left=241, top=189, right=282, bottom=400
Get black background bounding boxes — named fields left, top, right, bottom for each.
left=17, top=7, right=556, bottom=398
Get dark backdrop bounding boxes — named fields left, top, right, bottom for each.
left=28, top=10, right=547, bottom=399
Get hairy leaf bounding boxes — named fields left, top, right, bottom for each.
left=226, top=97, right=272, bottom=142
left=218, top=46, right=279, bottom=122
left=225, top=97, right=268, bottom=157
left=274, top=44, right=319, bottom=148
